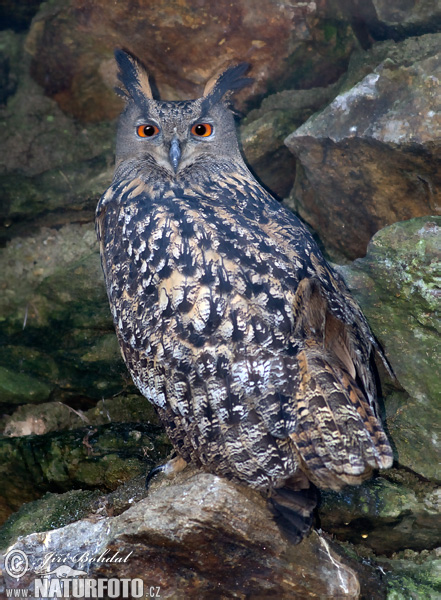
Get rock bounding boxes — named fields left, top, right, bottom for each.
left=0, top=472, right=166, bottom=550
left=0, top=489, right=101, bottom=550
left=0, top=366, right=53, bottom=405
left=0, top=30, right=23, bottom=105
left=0, top=30, right=114, bottom=238
left=2, top=402, right=87, bottom=437
left=1, top=471, right=440, bottom=598
left=26, top=0, right=356, bottom=122
left=0, top=223, right=128, bottom=404
left=319, top=470, right=441, bottom=555
left=0, top=0, right=42, bottom=33
left=241, top=82, right=340, bottom=197
left=376, top=548, right=441, bottom=598
left=84, top=394, right=160, bottom=427
left=0, top=472, right=363, bottom=598
left=338, top=217, right=441, bottom=480
left=0, top=422, right=170, bottom=525
left=333, top=541, right=441, bottom=599
left=339, top=0, right=441, bottom=41
left=1, top=394, right=160, bottom=437
left=385, top=390, right=441, bottom=483
left=285, top=34, right=441, bottom=259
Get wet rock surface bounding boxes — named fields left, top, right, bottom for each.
left=0, top=224, right=124, bottom=405
left=0, top=472, right=363, bottom=599
left=320, top=470, right=441, bottom=554
left=0, top=421, right=170, bottom=525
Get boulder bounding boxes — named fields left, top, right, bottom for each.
left=338, top=217, right=441, bottom=481
left=3, top=470, right=440, bottom=598
left=0, top=223, right=125, bottom=405
left=2, top=394, right=160, bottom=437
left=285, top=34, right=441, bottom=259
left=240, top=82, right=340, bottom=197
left=338, top=0, right=441, bottom=41
left=320, top=470, right=441, bottom=555
left=26, top=0, right=356, bottom=122
left=0, top=421, right=170, bottom=525
left=0, top=472, right=363, bottom=599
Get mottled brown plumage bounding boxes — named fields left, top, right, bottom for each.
left=96, top=51, right=393, bottom=543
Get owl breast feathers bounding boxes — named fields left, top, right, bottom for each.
left=96, top=50, right=393, bottom=543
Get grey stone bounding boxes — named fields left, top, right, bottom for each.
left=285, top=34, right=441, bottom=259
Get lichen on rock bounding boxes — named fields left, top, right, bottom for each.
left=338, top=217, right=441, bottom=481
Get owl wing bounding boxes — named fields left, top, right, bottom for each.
left=223, top=181, right=393, bottom=490
left=204, top=177, right=394, bottom=491
left=283, top=275, right=393, bottom=490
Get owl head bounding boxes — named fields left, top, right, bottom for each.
left=113, top=50, right=252, bottom=177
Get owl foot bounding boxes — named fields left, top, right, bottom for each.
left=268, top=483, right=318, bottom=545
left=145, top=455, right=188, bottom=490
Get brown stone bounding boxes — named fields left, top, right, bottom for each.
left=285, top=34, right=441, bottom=259
left=26, top=0, right=356, bottom=122
left=1, top=472, right=362, bottom=598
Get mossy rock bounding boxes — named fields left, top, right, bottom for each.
left=0, top=365, right=53, bottom=405
left=0, top=489, right=101, bottom=550
left=1, top=393, right=160, bottom=437
left=319, top=471, right=441, bottom=554
left=0, top=422, right=171, bottom=525
left=0, top=223, right=131, bottom=403
left=339, top=217, right=441, bottom=481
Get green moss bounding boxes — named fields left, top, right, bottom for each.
left=0, top=346, right=59, bottom=385
left=0, top=423, right=171, bottom=522
left=323, top=22, right=337, bottom=43
left=321, top=477, right=419, bottom=522
left=0, top=365, right=52, bottom=404
left=85, top=394, right=160, bottom=426
left=320, top=470, right=441, bottom=554
left=0, top=222, right=135, bottom=402
left=74, top=454, right=144, bottom=488
left=0, top=489, right=101, bottom=549
left=381, top=557, right=441, bottom=600
left=338, top=217, right=441, bottom=481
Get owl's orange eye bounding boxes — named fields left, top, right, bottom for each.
left=137, top=124, right=160, bottom=138
left=191, top=123, right=213, bottom=137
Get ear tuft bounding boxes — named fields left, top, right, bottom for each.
left=202, top=63, right=253, bottom=106
left=114, top=49, right=153, bottom=103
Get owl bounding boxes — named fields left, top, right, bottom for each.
left=96, top=50, right=393, bottom=543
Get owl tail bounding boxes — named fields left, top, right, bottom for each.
left=291, top=339, right=393, bottom=490
left=268, top=476, right=318, bottom=544
left=289, top=278, right=393, bottom=491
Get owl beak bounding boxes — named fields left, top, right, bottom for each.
left=169, top=137, right=181, bottom=172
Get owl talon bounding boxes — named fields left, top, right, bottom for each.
left=145, top=455, right=188, bottom=490
left=145, top=464, right=166, bottom=490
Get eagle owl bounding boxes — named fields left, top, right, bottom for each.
left=96, top=50, right=393, bottom=543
